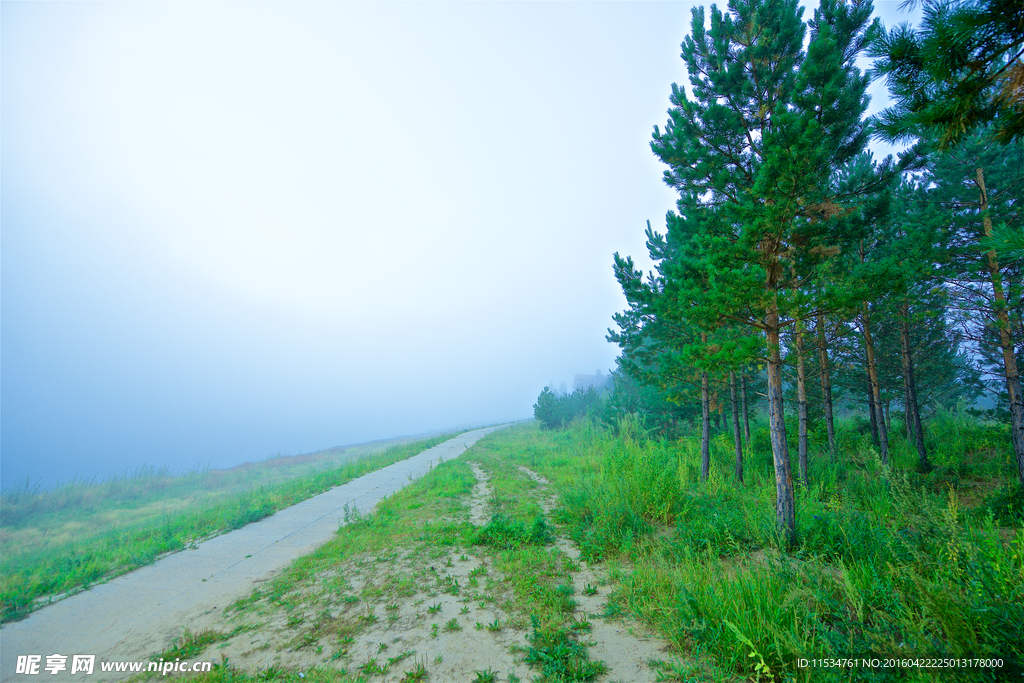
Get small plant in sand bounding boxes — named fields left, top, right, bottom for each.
left=583, top=583, right=598, bottom=596
left=359, top=656, right=388, bottom=674
left=569, top=614, right=593, bottom=632
left=387, top=650, right=416, bottom=667
left=473, top=668, right=498, bottom=683
left=427, top=602, right=442, bottom=614
left=444, top=617, right=462, bottom=631
left=486, top=618, right=502, bottom=632
left=400, top=661, right=428, bottom=682
left=524, top=617, right=608, bottom=682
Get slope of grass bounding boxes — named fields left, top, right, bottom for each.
left=0, top=432, right=466, bottom=623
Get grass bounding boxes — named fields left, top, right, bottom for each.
left=0, top=431, right=466, bottom=623
left=480, top=416, right=1023, bottom=682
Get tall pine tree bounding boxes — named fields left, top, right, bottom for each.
left=638, top=0, right=879, bottom=544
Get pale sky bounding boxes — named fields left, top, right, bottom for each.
left=1, top=1, right=919, bottom=488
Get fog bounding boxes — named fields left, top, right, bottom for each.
left=1, top=2, right=916, bottom=489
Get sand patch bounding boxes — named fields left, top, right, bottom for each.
left=513, top=466, right=672, bottom=682
left=160, top=460, right=676, bottom=682
left=467, top=461, right=493, bottom=526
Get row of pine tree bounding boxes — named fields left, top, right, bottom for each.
left=607, top=0, right=1024, bottom=545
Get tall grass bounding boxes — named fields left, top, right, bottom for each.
left=485, top=416, right=1023, bottom=681
left=0, top=432, right=465, bottom=623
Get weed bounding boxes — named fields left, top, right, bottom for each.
left=444, top=617, right=462, bottom=631
left=388, top=650, right=415, bottom=665
left=472, top=513, right=554, bottom=549
left=524, top=617, right=608, bottom=682
left=359, top=656, right=388, bottom=674
left=569, top=614, right=592, bottom=632
left=400, top=660, right=428, bottom=682
left=153, top=629, right=228, bottom=660
left=473, top=668, right=498, bottom=683
left=460, top=605, right=470, bottom=614
left=427, top=602, right=442, bottom=614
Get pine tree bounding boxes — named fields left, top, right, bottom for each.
left=929, top=131, right=1024, bottom=481
left=871, top=0, right=1024, bottom=150
left=638, top=0, right=879, bottom=544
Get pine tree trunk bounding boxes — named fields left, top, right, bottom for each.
left=701, top=332, right=711, bottom=483
left=900, top=302, right=929, bottom=470
left=741, top=371, right=751, bottom=442
left=816, top=312, right=836, bottom=462
left=867, top=380, right=879, bottom=445
left=731, top=370, right=744, bottom=484
left=862, top=303, right=890, bottom=465
left=701, top=370, right=711, bottom=483
left=766, top=305, right=796, bottom=546
left=796, top=319, right=809, bottom=488
left=977, top=167, right=1024, bottom=484
left=904, top=381, right=913, bottom=441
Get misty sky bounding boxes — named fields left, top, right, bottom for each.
left=2, top=1, right=919, bottom=489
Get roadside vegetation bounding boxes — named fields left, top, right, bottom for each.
left=544, top=417, right=1021, bottom=681
left=0, top=432, right=465, bottom=623
left=126, top=417, right=1021, bottom=682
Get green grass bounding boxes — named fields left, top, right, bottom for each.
left=479, top=416, right=1023, bottom=682
left=0, top=431, right=466, bottom=623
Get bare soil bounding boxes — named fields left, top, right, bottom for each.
left=179, top=460, right=672, bottom=682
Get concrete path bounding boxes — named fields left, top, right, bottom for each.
left=0, top=425, right=509, bottom=682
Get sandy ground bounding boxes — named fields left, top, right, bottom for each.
left=182, top=459, right=673, bottom=682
